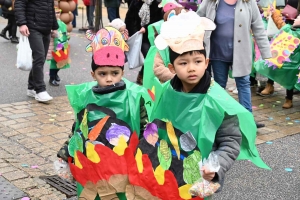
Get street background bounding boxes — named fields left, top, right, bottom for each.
left=0, top=3, right=299, bottom=200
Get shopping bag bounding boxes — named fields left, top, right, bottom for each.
left=125, top=31, right=144, bottom=69
left=266, top=13, right=279, bottom=37
left=16, top=35, right=32, bottom=71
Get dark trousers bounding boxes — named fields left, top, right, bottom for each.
left=28, top=29, right=50, bottom=93
left=49, top=69, right=60, bottom=79
left=138, top=41, right=150, bottom=76
left=267, top=79, right=293, bottom=100
left=107, top=7, right=120, bottom=22
left=86, top=5, right=95, bottom=27
left=72, top=4, right=78, bottom=27
left=2, top=14, right=17, bottom=37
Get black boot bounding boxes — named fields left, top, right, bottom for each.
left=11, top=37, right=19, bottom=44
left=55, top=75, right=60, bottom=82
left=49, top=78, right=60, bottom=86
left=0, top=30, right=9, bottom=40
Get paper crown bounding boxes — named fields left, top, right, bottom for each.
left=154, top=11, right=216, bottom=54
left=86, top=27, right=129, bottom=67
left=158, top=0, right=183, bottom=12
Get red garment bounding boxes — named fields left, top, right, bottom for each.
left=73, top=0, right=78, bottom=4
left=83, top=0, right=90, bottom=6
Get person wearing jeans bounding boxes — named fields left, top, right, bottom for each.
left=15, top=0, right=58, bottom=103
left=198, top=0, right=271, bottom=128
left=104, top=0, right=120, bottom=22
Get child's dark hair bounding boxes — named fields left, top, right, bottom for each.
left=91, top=57, right=124, bottom=72
left=169, top=44, right=206, bottom=65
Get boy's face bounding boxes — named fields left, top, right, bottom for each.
left=169, top=52, right=209, bottom=91
left=91, top=66, right=124, bottom=87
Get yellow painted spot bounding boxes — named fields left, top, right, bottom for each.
left=86, top=142, right=100, bottom=163
left=179, top=184, right=192, bottom=199
left=151, top=86, right=155, bottom=95
left=113, top=135, right=128, bottom=156
left=74, top=152, right=83, bottom=169
left=154, top=165, right=165, bottom=185
left=135, top=148, right=143, bottom=173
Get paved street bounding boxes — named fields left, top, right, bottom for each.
left=0, top=4, right=299, bottom=200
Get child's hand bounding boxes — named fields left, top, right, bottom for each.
left=201, top=166, right=216, bottom=181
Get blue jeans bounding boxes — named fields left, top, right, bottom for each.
left=211, top=60, right=252, bottom=112
left=107, top=7, right=120, bottom=22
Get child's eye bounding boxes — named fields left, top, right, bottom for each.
left=112, top=72, right=119, bottom=76
left=196, top=60, right=202, bottom=64
left=99, top=72, right=106, bottom=76
left=180, top=62, right=187, bottom=65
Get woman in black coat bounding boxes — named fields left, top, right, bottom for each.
left=125, top=0, right=163, bottom=85
left=0, top=0, right=18, bottom=43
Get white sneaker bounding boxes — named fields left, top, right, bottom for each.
left=35, top=91, right=53, bottom=102
left=227, top=86, right=236, bottom=92
left=27, top=89, right=36, bottom=98
left=233, top=88, right=238, bottom=94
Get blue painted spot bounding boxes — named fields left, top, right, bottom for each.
left=285, top=168, right=293, bottom=172
left=266, top=141, right=273, bottom=144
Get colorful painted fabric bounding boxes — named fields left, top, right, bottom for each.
left=50, top=20, right=70, bottom=69
left=255, top=24, right=300, bottom=90
left=149, top=78, right=269, bottom=169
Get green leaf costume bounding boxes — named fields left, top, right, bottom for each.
left=255, top=24, right=300, bottom=90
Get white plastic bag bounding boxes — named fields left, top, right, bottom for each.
left=267, top=13, right=279, bottom=38
left=53, top=160, right=73, bottom=182
left=16, top=35, right=32, bottom=71
left=125, top=31, right=144, bottom=69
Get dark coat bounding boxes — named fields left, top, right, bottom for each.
left=125, top=0, right=163, bottom=43
left=14, top=0, right=58, bottom=35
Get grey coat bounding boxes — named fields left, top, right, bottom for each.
left=197, top=0, right=272, bottom=77
left=212, top=114, right=242, bottom=190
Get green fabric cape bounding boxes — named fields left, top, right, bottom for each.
left=149, top=78, right=270, bottom=169
left=65, top=78, right=153, bottom=135
left=254, top=24, right=300, bottom=90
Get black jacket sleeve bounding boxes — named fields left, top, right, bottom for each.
left=51, top=5, right=59, bottom=30
left=14, top=0, right=28, bottom=26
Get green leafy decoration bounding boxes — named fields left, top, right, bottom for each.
left=80, top=109, right=89, bottom=139
left=68, top=132, right=83, bottom=157
left=157, top=140, right=172, bottom=170
left=183, top=150, right=202, bottom=184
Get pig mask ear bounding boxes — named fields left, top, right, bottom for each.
left=154, top=35, right=169, bottom=50
left=200, top=17, right=216, bottom=31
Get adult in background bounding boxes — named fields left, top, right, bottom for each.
left=0, top=0, right=18, bottom=43
left=83, top=0, right=95, bottom=29
left=104, top=0, right=121, bottom=22
left=125, top=0, right=163, bottom=85
left=198, top=0, right=271, bottom=128
left=14, top=0, right=58, bottom=102
left=72, top=0, right=78, bottom=28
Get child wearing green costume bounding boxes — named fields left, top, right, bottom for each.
left=149, top=11, right=269, bottom=196
left=48, top=7, right=71, bottom=86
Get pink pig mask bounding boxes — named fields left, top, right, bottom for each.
left=154, top=11, right=216, bottom=54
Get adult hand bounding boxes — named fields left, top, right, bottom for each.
left=20, top=25, right=30, bottom=36
left=52, top=30, right=58, bottom=38
left=139, top=27, right=146, bottom=34
left=201, top=166, right=216, bottom=181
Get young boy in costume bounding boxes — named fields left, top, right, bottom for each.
left=150, top=11, right=269, bottom=195
left=57, top=26, right=149, bottom=162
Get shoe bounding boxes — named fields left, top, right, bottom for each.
left=232, top=88, right=238, bottom=94
left=256, top=86, right=264, bottom=95
left=49, top=79, right=60, bottom=86
left=282, top=99, right=293, bottom=109
left=259, top=83, right=274, bottom=96
left=255, top=122, right=265, bottom=128
left=55, top=75, right=60, bottom=82
left=27, top=89, right=36, bottom=98
left=11, top=37, right=19, bottom=44
left=227, top=86, right=236, bottom=92
left=35, top=91, right=53, bottom=102
left=136, top=74, right=143, bottom=85
left=0, top=30, right=9, bottom=40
